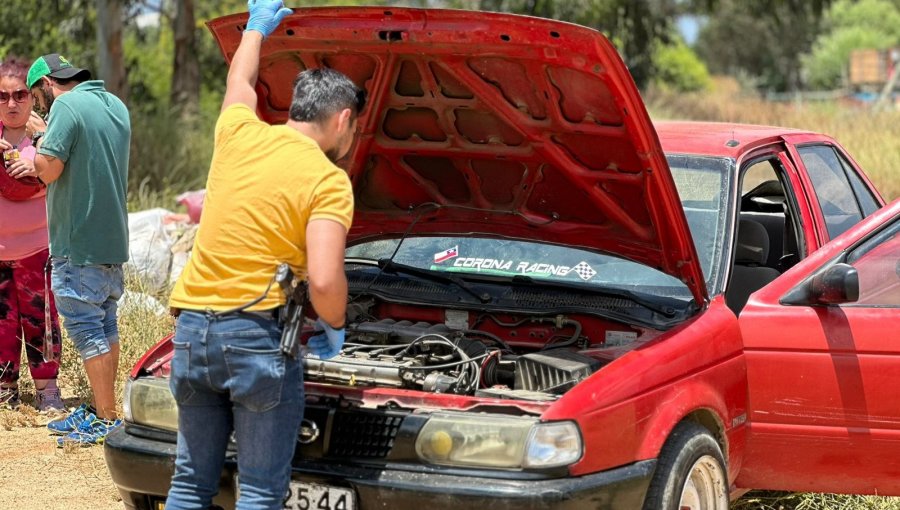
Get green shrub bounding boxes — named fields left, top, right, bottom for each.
left=803, top=0, right=900, bottom=89
left=653, top=37, right=712, bottom=93
left=127, top=108, right=215, bottom=212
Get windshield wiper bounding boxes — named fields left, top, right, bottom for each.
left=377, top=259, right=492, bottom=303
left=509, top=274, right=684, bottom=318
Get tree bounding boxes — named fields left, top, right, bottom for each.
left=695, top=0, right=830, bottom=91
left=652, top=35, right=711, bottom=92
left=803, top=0, right=900, bottom=89
left=0, top=1, right=95, bottom=69
left=96, top=0, right=129, bottom=101
left=171, top=0, right=200, bottom=117
left=461, top=0, right=680, bottom=89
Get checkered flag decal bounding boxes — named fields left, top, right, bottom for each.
left=569, top=261, right=596, bottom=281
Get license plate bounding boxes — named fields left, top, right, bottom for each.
left=284, top=481, right=356, bottom=510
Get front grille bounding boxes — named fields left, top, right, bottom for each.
left=328, top=410, right=404, bottom=458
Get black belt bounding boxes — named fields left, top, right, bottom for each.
left=172, top=307, right=281, bottom=322
left=238, top=308, right=281, bottom=322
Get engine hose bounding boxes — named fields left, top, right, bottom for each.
left=480, top=350, right=502, bottom=387
left=539, top=318, right=582, bottom=350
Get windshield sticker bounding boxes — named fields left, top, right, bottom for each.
left=569, top=261, right=597, bottom=281
left=433, top=245, right=459, bottom=264
left=433, top=257, right=598, bottom=281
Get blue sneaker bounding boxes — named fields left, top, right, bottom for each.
left=56, top=413, right=122, bottom=447
left=47, top=403, right=93, bottom=435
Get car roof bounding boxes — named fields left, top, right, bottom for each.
left=654, top=121, right=814, bottom=159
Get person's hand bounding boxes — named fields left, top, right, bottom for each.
left=307, top=318, right=345, bottom=360
left=25, top=112, right=47, bottom=139
left=246, top=0, right=292, bottom=38
left=0, top=139, right=12, bottom=152
left=6, top=157, right=38, bottom=180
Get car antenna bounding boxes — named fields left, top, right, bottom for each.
left=726, top=130, right=740, bottom=148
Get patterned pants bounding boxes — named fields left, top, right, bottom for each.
left=0, top=249, right=61, bottom=385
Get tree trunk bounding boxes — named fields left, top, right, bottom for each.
left=95, top=0, right=129, bottom=102
left=171, top=0, right=200, bottom=118
left=620, top=0, right=653, bottom=90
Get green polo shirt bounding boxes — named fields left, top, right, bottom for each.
left=38, top=80, right=130, bottom=264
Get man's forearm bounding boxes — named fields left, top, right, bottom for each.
left=34, top=154, right=64, bottom=184
left=309, top=277, right=348, bottom=329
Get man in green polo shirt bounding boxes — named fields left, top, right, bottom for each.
left=13, top=53, right=130, bottom=446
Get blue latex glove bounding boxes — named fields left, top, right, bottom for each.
left=308, top=318, right=345, bottom=360
left=246, top=0, right=293, bottom=38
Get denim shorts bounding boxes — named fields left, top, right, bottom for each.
left=50, top=257, right=124, bottom=360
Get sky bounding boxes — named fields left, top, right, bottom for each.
left=677, top=15, right=702, bottom=45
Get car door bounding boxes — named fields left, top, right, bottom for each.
left=736, top=199, right=900, bottom=496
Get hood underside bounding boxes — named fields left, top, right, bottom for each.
left=208, top=7, right=707, bottom=303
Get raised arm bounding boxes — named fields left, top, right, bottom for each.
left=221, top=0, right=292, bottom=112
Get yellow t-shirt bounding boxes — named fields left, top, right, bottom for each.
left=169, top=104, right=353, bottom=311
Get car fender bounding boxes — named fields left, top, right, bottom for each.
left=547, top=298, right=747, bottom=477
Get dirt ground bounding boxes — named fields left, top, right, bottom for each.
left=0, top=407, right=122, bottom=510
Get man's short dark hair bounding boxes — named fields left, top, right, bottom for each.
left=290, top=68, right=366, bottom=124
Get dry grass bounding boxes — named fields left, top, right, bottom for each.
left=733, top=492, right=900, bottom=509
left=647, top=78, right=900, bottom=201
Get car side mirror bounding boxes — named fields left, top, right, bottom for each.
left=781, top=263, right=859, bottom=306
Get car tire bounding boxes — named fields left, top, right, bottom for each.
left=641, top=421, right=729, bottom=510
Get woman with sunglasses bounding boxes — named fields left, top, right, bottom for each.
left=0, top=56, right=63, bottom=411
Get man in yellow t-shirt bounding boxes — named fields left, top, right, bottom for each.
left=164, top=2, right=365, bottom=509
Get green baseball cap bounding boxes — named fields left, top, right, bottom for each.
left=26, top=53, right=91, bottom=89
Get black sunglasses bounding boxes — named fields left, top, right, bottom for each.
left=0, top=90, right=29, bottom=104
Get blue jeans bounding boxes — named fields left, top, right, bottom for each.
left=50, top=257, right=123, bottom=360
left=165, top=310, right=303, bottom=510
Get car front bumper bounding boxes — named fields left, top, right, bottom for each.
left=105, top=424, right=655, bottom=510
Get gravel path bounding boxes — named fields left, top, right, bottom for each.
left=0, top=407, right=121, bottom=510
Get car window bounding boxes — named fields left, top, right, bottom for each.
left=736, top=157, right=803, bottom=272
left=741, top=160, right=778, bottom=195
left=347, top=155, right=733, bottom=302
left=798, top=145, right=864, bottom=239
left=347, top=236, right=692, bottom=299
left=837, top=152, right=880, bottom=216
left=844, top=218, right=900, bottom=307
left=668, top=155, right=733, bottom=294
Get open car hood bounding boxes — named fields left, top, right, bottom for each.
left=208, top=7, right=707, bottom=303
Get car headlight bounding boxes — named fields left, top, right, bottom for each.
left=415, top=413, right=582, bottom=469
left=122, top=378, right=133, bottom=422
left=126, top=377, right=178, bottom=432
left=523, top=421, right=583, bottom=468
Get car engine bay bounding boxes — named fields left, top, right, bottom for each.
left=302, top=299, right=651, bottom=402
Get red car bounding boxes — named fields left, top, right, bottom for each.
left=105, top=7, right=898, bottom=510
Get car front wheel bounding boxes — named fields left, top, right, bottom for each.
left=642, top=421, right=729, bottom=510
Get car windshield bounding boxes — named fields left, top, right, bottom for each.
left=346, top=154, right=733, bottom=301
